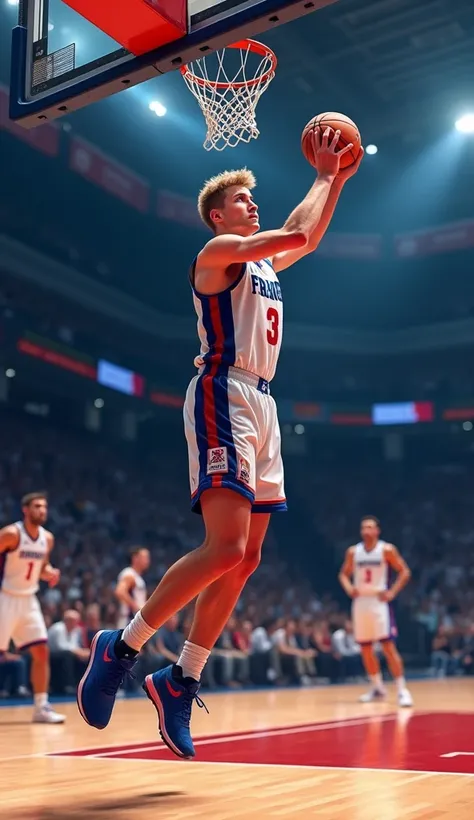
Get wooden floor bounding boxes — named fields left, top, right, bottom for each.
left=1, top=679, right=474, bottom=819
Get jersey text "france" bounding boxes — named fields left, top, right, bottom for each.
left=251, top=275, right=283, bottom=302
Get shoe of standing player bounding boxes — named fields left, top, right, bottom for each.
left=143, top=665, right=207, bottom=759
left=33, top=704, right=66, bottom=723
left=398, top=687, right=413, bottom=708
left=77, top=630, right=136, bottom=729
left=359, top=688, right=386, bottom=703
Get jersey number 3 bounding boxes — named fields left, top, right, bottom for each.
left=364, top=568, right=372, bottom=584
left=267, top=307, right=280, bottom=346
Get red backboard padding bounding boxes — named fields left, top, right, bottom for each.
left=61, top=0, right=187, bottom=56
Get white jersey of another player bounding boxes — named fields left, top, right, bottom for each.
left=1, top=521, right=49, bottom=596
left=116, top=567, right=147, bottom=628
left=192, top=257, right=283, bottom=383
left=353, top=540, right=389, bottom=597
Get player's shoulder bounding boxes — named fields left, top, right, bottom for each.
left=346, top=544, right=357, bottom=557
left=43, top=528, right=54, bottom=544
left=118, top=567, right=135, bottom=581
left=382, top=541, right=398, bottom=556
left=0, top=522, right=21, bottom=548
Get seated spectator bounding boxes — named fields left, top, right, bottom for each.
left=48, top=610, right=90, bottom=694
left=311, top=620, right=339, bottom=682
left=332, top=619, right=364, bottom=681
left=81, top=604, right=102, bottom=649
left=250, top=618, right=280, bottom=685
left=0, top=650, right=28, bottom=698
left=273, top=619, right=316, bottom=685
left=430, top=625, right=454, bottom=677
left=213, top=616, right=250, bottom=687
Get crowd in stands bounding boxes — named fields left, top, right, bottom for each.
left=1, top=412, right=474, bottom=699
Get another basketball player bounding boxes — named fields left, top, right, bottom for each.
left=0, top=492, right=65, bottom=723
left=338, top=516, right=413, bottom=707
left=115, top=547, right=150, bottom=629
left=78, top=129, right=364, bottom=756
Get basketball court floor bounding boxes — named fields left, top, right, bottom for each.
left=2, top=679, right=474, bottom=818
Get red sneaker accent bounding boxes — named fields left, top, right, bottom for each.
left=165, top=678, right=182, bottom=698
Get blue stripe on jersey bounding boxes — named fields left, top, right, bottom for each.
left=194, top=375, right=208, bottom=482
left=196, top=264, right=245, bottom=369
left=212, top=374, right=237, bottom=478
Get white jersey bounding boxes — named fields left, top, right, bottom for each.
left=192, top=258, right=283, bottom=383
left=353, top=540, right=389, bottom=595
left=117, top=567, right=147, bottom=625
left=0, top=522, right=49, bottom=597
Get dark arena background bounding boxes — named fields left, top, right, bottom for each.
left=1, top=0, right=474, bottom=817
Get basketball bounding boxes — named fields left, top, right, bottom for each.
left=301, top=112, right=361, bottom=169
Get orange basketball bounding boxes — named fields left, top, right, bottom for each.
left=301, top=112, right=361, bottom=169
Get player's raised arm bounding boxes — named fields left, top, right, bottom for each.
left=0, top=524, right=20, bottom=553
left=380, top=545, right=411, bottom=602
left=338, top=546, right=358, bottom=599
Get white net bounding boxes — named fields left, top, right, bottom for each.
left=180, top=40, right=276, bottom=151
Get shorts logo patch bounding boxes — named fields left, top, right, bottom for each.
left=238, top=457, right=251, bottom=485
left=207, top=447, right=228, bottom=474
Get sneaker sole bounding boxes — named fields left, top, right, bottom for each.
left=142, top=675, right=194, bottom=760
left=76, top=630, right=107, bottom=729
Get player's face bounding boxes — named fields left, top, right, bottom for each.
left=218, top=186, right=260, bottom=235
left=137, top=549, right=151, bottom=572
left=24, top=498, right=48, bottom=525
left=360, top=519, right=380, bottom=544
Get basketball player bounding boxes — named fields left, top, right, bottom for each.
left=0, top=492, right=65, bottom=723
left=115, top=547, right=150, bottom=629
left=78, top=129, right=364, bottom=756
left=338, top=516, right=413, bottom=707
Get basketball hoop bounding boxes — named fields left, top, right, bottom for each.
left=180, top=39, right=277, bottom=151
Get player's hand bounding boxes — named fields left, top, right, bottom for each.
left=378, top=590, right=393, bottom=602
left=351, top=588, right=360, bottom=599
left=313, top=128, right=354, bottom=180
left=43, top=566, right=61, bottom=587
left=336, top=146, right=365, bottom=183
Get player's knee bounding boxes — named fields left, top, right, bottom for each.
left=238, top=548, right=262, bottom=580
left=205, top=533, right=247, bottom=572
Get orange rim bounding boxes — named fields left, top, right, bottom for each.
left=180, top=39, right=277, bottom=91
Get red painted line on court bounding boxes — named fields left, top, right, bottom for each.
left=50, top=713, right=474, bottom=775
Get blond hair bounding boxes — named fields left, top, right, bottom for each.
left=197, top=168, right=256, bottom=231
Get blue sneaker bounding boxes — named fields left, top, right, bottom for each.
left=143, top=665, right=208, bottom=759
left=77, top=630, right=137, bottom=729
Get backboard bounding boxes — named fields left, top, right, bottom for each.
left=9, top=0, right=338, bottom=127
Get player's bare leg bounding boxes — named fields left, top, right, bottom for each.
left=183, top=512, right=270, bottom=663
left=359, top=643, right=386, bottom=703
left=77, top=489, right=253, bottom=741
left=29, top=644, right=65, bottom=723
left=381, top=640, right=413, bottom=707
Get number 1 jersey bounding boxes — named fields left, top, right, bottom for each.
left=191, top=258, right=283, bottom=383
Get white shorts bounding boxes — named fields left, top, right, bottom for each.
left=352, top=598, right=397, bottom=645
left=0, top=591, right=48, bottom=652
left=184, top=366, right=286, bottom=514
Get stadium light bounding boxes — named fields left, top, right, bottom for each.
left=455, top=114, right=474, bottom=134
left=366, top=144, right=378, bottom=155
left=149, top=101, right=167, bottom=117
left=94, top=398, right=105, bottom=409
left=5, top=368, right=16, bottom=378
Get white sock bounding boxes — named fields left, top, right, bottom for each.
left=122, top=611, right=156, bottom=652
left=396, top=676, right=407, bottom=693
left=34, top=692, right=48, bottom=709
left=371, top=673, right=384, bottom=691
left=177, top=640, right=210, bottom=682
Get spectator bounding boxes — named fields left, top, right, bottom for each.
left=48, top=610, right=90, bottom=694
left=273, top=619, right=316, bottom=685
left=0, top=651, right=28, bottom=698
left=214, top=616, right=250, bottom=687
left=332, top=619, right=363, bottom=681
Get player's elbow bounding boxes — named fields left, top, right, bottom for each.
left=285, top=230, right=309, bottom=249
